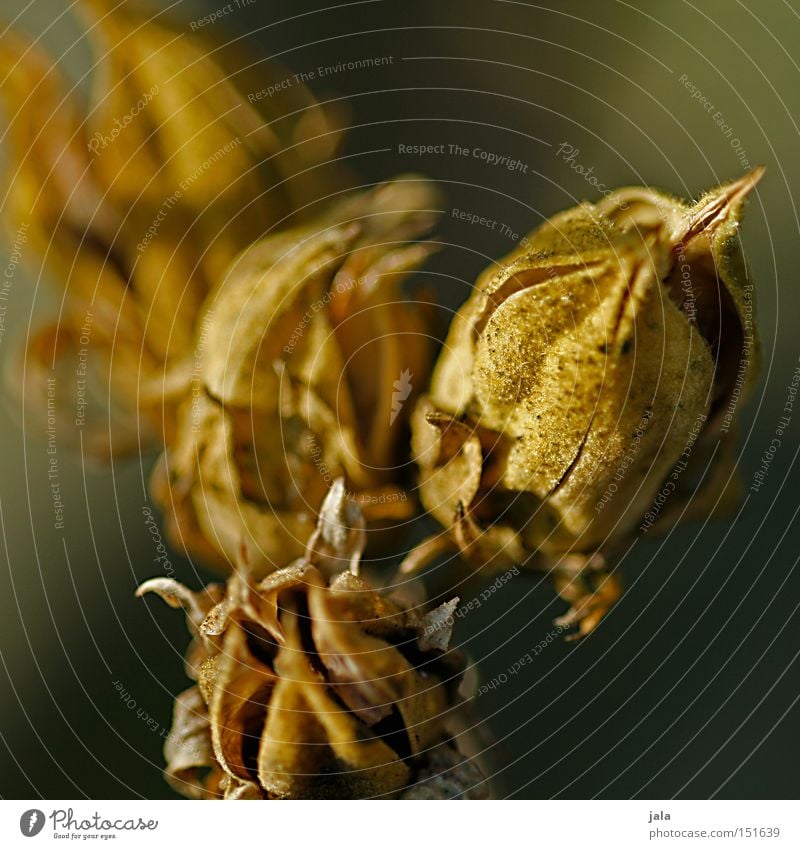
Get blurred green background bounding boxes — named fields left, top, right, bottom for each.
left=1, top=0, right=798, bottom=799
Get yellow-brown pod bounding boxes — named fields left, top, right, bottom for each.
left=138, top=483, right=466, bottom=799
left=411, top=170, right=763, bottom=636
left=153, top=178, right=440, bottom=572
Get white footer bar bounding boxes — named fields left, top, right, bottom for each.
left=1, top=799, right=795, bottom=847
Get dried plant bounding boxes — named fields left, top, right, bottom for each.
left=0, top=0, right=346, bottom=455
left=138, top=482, right=482, bottom=799
left=408, top=169, right=762, bottom=636
left=150, top=177, right=439, bottom=571
left=0, top=0, right=763, bottom=800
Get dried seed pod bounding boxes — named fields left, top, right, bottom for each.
left=0, top=0, right=347, bottom=455
left=410, top=171, right=763, bottom=636
left=138, top=482, right=472, bottom=799
left=152, top=177, right=440, bottom=571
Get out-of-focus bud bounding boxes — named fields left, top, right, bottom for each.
left=410, top=170, right=763, bottom=636
left=0, top=0, right=347, bottom=455
left=151, top=178, right=440, bottom=571
left=138, top=482, right=482, bottom=800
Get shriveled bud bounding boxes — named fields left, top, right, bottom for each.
left=138, top=482, right=478, bottom=799
left=0, top=0, right=347, bottom=455
left=152, top=178, right=440, bottom=571
left=411, top=170, right=763, bottom=636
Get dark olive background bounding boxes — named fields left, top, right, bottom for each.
left=1, top=0, right=799, bottom=799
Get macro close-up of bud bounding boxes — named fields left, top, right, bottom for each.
left=151, top=178, right=439, bottom=572
left=138, top=482, right=484, bottom=800
left=412, top=170, right=762, bottom=635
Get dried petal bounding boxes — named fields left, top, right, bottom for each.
left=163, top=686, right=222, bottom=799
left=306, top=478, right=366, bottom=576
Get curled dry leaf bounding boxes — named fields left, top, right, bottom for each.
left=162, top=686, right=221, bottom=799
left=410, top=170, right=763, bottom=636
left=0, top=0, right=347, bottom=456
left=138, top=482, right=466, bottom=799
left=152, top=177, right=440, bottom=572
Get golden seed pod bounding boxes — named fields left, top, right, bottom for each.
left=410, top=170, right=763, bottom=636
left=151, top=177, right=440, bottom=572
left=138, top=482, right=469, bottom=800
left=0, top=0, right=347, bottom=455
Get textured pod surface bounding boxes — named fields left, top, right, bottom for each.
left=154, top=178, right=440, bottom=572
left=139, top=483, right=467, bottom=799
left=412, top=172, right=762, bottom=628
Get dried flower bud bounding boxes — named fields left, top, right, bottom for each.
left=411, top=171, right=763, bottom=636
left=138, top=482, right=471, bottom=799
left=0, top=0, right=347, bottom=454
left=152, top=177, right=440, bottom=571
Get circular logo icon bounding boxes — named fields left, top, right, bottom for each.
left=19, top=810, right=45, bottom=837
